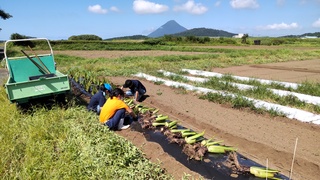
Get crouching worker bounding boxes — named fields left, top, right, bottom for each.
left=99, top=88, right=138, bottom=130
left=87, top=83, right=112, bottom=115
left=122, top=79, right=146, bottom=103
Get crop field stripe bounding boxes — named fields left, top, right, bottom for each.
left=182, top=69, right=299, bottom=89
left=134, top=72, right=320, bottom=125
left=158, top=70, right=320, bottom=106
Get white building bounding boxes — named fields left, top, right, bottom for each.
left=301, top=36, right=318, bottom=39
left=233, top=33, right=244, bottom=38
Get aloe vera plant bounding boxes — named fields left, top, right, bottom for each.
left=249, top=166, right=279, bottom=178
left=181, top=131, right=197, bottom=138
left=207, top=145, right=237, bottom=153
left=185, top=131, right=205, bottom=144
left=201, top=139, right=224, bottom=147
left=152, top=108, right=159, bottom=114
left=152, top=122, right=167, bottom=127
left=155, top=115, right=169, bottom=122
left=170, top=128, right=190, bottom=133
left=169, top=125, right=177, bottom=129
left=165, top=120, right=177, bottom=128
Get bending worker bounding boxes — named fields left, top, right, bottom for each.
left=99, top=88, right=138, bottom=130
left=121, top=79, right=146, bottom=103
left=87, top=83, right=112, bottom=115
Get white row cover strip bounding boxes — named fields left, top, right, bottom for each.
left=134, top=72, right=320, bottom=125
left=182, top=69, right=299, bottom=89
left=158, top=70, right=320, bottom=106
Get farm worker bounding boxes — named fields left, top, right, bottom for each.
left=87, top=83, right=112, bottom=115
left=99, top=88, right=138, bottom=130
left=121, top=79, right=146, bottom=103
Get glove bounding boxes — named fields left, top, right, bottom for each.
left=133, top=115, right=139, bottom=122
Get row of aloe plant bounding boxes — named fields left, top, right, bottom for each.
left=124, top=98, right=282, bottom=179
left=67, top=68, right=112, bottom=95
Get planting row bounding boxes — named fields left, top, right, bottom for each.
left=134, top=71, right=320, bottom=125
left=68, top=68, right=112, bottom=95
left=124, top=98, right=283, bottom=179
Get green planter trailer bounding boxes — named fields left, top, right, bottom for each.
left=4, top=38, right=70, bottom=104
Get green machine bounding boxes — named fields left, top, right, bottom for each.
left=4, top=38, right=70, bottom=104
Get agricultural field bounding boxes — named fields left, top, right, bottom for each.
left=1, top=41, right=320, bottom=179
left=56, top=45, right=320, bottom=179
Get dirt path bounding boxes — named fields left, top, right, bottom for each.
left=212, top=59, right=320, bottom=83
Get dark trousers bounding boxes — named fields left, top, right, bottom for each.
left=105, top=109, right=125, bottom=130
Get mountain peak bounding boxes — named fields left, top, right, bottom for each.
left=164, top=20, right=179, bottom=25
left=148, top=20, right=187, bottom=38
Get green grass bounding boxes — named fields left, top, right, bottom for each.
left=55, top=47, right=320, bottom=78
left=46, top=37, right=320, bottom=49
left=0, top=86, right=173, bottom=179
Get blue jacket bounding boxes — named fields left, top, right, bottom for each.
left=87, top=90, right=106, bottom=113
left=129, top=80, right=146, bottom=93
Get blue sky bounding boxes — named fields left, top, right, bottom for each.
left=1, top=0, right=320, bottom=40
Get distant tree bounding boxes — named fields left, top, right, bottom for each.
left=10, top=33, right=35, bottom=46
left=68, top=34, right=102, bottom=41
left=302, top=32, right=320, bottom=38
left=105, top=35, right=149, bottom=40
left=186, top=35, right=198, bottom=43
left=142, top=39, right=162, bottom=45
left=203, top=37, right=210, bottom=43
left=241, top=34, right=249, bottom=44
left=163, top=35, right=173, bottom=41
left=0, top=9, right=13, bottom=31
left=176, top=36, right=182, bottom=41
left=271, top=39, right=285, bottom=45
left=10, top=33, right=31, bottom=40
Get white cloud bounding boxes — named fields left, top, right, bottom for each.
left=257, top=22, right=299, bottom=30
left=312, top=18, right=320, bottom=27
left=215, top=1, right=221, bottom=7
left=143, top=27, right=157, bottom=35
left=110, top=6, right=120, bottom=12
left=173, top=0, right=208, bottom=15
left=88, top=4, right=108, bottom=14
left=230, top=0, right=259, bottom=9
left=133, top=0, right=169, bottom=14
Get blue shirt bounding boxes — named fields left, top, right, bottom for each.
left=87, top=90, right=106, bottom=112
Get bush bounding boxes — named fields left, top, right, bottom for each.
left=10, top=33, right=33, bottom=40
left=68, top=34, right=102, bottom=41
